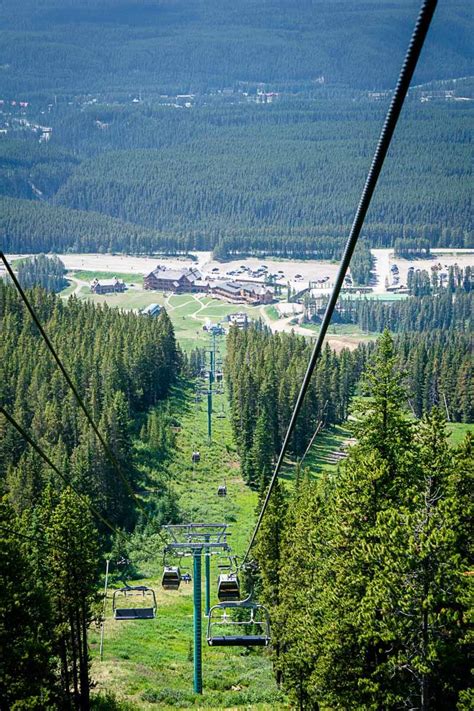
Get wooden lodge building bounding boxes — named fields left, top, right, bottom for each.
left=210, top=281, right=274, bottom=305
left=144, top=266, right=206, bottom=293
left=90, top=277, right=126, bottom=295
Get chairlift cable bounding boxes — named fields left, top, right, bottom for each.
left=242, top=0, right=438, bottom=565
left=0, top=522, right=90, bottom=556
left=1, top=251, right=166, bottom=540
left=1, top=405, right=123, bottom=537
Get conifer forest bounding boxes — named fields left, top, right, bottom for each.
left=0, top=1, right=473, bottom=709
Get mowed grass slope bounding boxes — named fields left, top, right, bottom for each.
left=90, top=386, right=285, bottom=709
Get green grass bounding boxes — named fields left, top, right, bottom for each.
left=91, top=385, right=285, bottom=709
left=446, top=422, right=474, bottom=446
left=299, top=321, right=378, bottom=342
left=70, top=270, right=143, bottom=285
left=279, top=424, right=351, bottom=485
left=263, top=304, right=280, bottom=322
left=72, top=288, right=262, bottom=351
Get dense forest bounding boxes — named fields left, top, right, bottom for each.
left=1, top=282, right=181, bottom=527
left=1, top=98, right=472, bottom=257
left=1, top=1, right=471, bottom=96
left=304, top=265, right=473, bottom=332
left=1, top=2, right=472, bottom=706
left=225, top=324, right=473, bottom=487
left=0, top=283, right=183, bottom=706
left=253, top=332, right=472, bottom=709
left=16, top=254, right=67, bottom=292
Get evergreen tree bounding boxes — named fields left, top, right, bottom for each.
left=0, top=499, right=56, bottom=709
left=45, top=488, right=99, bottom=710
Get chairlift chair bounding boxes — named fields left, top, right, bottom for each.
left=217, top=572, right=240, bottom=601
left=162, top=565, right=181, bottom=591
left=112, top=585, right=157, bottom=620
left=207, top=598, right=271, bottom=647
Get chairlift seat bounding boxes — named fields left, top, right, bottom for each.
left=207, top=599, right=271, bottom=647
left=112, top=585, right=157, bottom=620
left=217, top=573, right=239, bottom=601
left=208, top=635, right=269, bottom=647
left=114, top=607, right=155, bottom=620
left=162, top=566, right=181, bottom=590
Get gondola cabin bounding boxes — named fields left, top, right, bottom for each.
left=112, top=585, right=157, bottom=620
left=217, top=484, right=227, bottom=497
left=192, top=451, right=201, bottom=463
left=207, top=599, right=270, bottom=647
left=162, top=566, right=181, bottom=590
left=217, top=573, right=240, bottom=601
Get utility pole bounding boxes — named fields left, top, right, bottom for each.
left=205, top=534, right=211, bottom=617
left=193, top=548, right=203, bottom=694
left=161, top=524, right=231, bottom=696
left=99, top=559, right=110, bottom=661
left=207, top=390, right=212, bottom=442
left=207, top=348, right=214, bottom=442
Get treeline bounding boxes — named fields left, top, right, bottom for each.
left=16, top=253, right=67, bottom=292
left=2, top=1, right=471, bottom=95
left=350, top=242, right=373, bottom=285
left=2, top=97, right=472, bottom=257
left=225, top=325, right=473, bottom=487
left=407, top=264, right=472, bottom=296
left=52, top=103, right=472, bottom=242
left=254, top=333, right=472, bottom=709
left=309, top=291, right=473, bottom=334
left=1, top=282, right=180, bottom=528
left=1, top=490, right=99, bottom=708
left=225, top=324, right=367, bottom=487
left=0, top=284, right=182, bottom=707
left=396, top=331, right=472, bottom=422
left=0, top=196, right=172, bottom=255
left=394, top=236, right=430, bottom=257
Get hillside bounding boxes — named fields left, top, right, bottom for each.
left=0, top=0, right=472, bottom=95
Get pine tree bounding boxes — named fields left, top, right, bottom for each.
left=45, top=489, right=99, bottom=710
left=0, top=499, right=56, bottom=709
left=254, top=478, right=286, bottom=685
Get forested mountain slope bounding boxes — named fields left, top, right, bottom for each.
left=2, top=98, right=472, bottom=255
left=1, top=283, right=180, bottom=528
left=1, top=0, right=471, bottom=95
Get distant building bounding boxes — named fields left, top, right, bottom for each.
left=211, top=281, right=274, bottom=305
left=226, top=312, right=249, bottom=328
left=144, top=266, right=206, bottom=293
left=141, top=303, right=162, bottom=317
left=90, top=277, right=126, bottom=295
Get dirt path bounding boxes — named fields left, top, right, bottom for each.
left=260, top=305, right=364, bottom=351
left=190, top=294, right=210, bottom=322
left=67, top=275, right=89, bottom=295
